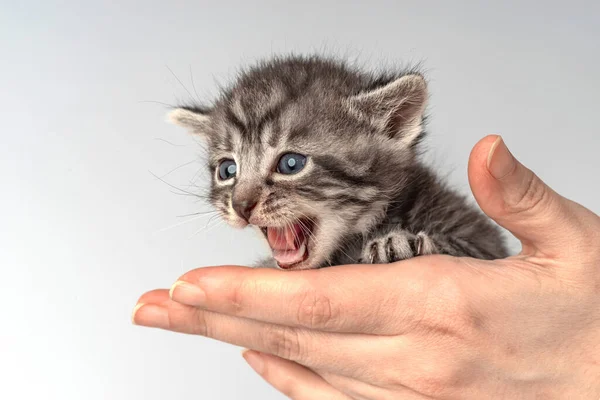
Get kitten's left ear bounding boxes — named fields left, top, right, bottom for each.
left=167, top=107, right=211, bottom=136
left=348, top=74, right=427, bottom=146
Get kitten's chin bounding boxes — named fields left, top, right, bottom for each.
left=259, top=219, right=318, bottom=270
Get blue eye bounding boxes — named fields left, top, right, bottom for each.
left=277, top=153, right=307, bottom=175
left=218, top=159, right=237, bottom=180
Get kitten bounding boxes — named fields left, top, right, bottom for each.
left=168, top=55, right=509, bottom=270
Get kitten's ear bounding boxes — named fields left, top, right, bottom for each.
left=167, top=107, right=211, bottom=135
left=348, top=74, right=427, bottom=145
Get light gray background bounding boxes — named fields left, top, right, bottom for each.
left=1, top=1, right=598, bottom=399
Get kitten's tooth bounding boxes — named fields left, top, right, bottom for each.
left=285, top=224, right=298, bottom=249
left=267, top=227, right=290, bottom=250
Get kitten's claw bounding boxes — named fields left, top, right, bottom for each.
left=416, top=232, right=436, bottom=255
left=362, top=231, right=436, bottom=264
left=369, top=242, right=378, bottom=263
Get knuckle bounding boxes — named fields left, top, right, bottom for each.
left=507, top=172, right=548, bottom=215
left=401, top=344, right=469, bottom=397
left=296, top=289, right=337, bottom=329
left=410, top=363, right=466, bottom=397
left=192, top=309, right=211, bottom=337
left=420, top=273, right=474, bottom=337
left=388, top=336, right=468, bottom=396
left=263, top=324, right=302, bottom=361
left=228, top=277, right=255, bottom=315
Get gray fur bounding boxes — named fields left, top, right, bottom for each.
left=168, top=55, right=509, bottom=269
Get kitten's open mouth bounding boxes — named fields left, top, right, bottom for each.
left=260, top=219, right=315, bottom=269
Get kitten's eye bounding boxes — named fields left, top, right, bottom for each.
left=218, top=159, right=237, bottom=180
left=277, top=153, right=307, bottom=175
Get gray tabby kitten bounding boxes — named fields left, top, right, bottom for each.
left=168, top=55, right=508, bottom=270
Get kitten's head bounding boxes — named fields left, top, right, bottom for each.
left=168, top=56, right=428, bottom=270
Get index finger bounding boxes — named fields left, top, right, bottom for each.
left=169, top=255, right=464, bottom=334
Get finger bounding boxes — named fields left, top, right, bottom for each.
left=130, top=289, right=170, bottom=322
left=132, top=289, right=385, bottom=377
left=320, top=372, right=436, bottom=400
left=168, top=257, right=458, bottom=334
left=468, top=135, right=600, bottom=259
left=242, top=350, right=351, bottom=400
left=137, top=289, right=169, bottom=305
left=132, top=291, right=466, bottom=392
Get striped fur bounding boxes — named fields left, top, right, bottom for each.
left=168, top=55, right=509, bottom=269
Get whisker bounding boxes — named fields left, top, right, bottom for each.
left=294, top=211, right=320, bottom=249
left=158, top=159, right=198, bottom=179
left=154, top=137, right=186, bottom=147
left=189, top=64, right=202, bottom=103
left=166, top=64, right=195, bottom=102
left=296, top=207, right=359, bottom=264
left=189, top=216, right=226, bottom=239
left=154, top=211, right=219, bottom=234
left=176, top=210, right=218, bottom=218
left=190, top=165, right=209, bottom=186
left=148, top=170, right=204, bottom=199
left=169, top=190, right=210, bottom=201
left=138, top=100, right=175, bottom=107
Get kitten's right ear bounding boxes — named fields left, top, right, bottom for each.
left=167, top=107, right=211, bottom=135
left=347, top=74, right=427, bottom=146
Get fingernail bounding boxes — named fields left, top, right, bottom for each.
left=487, top=136, right=516, bottom=180
left=131, top=303, right=170, bottom=329
left=131, top=302, right=145, bottom=324
left=169, top=281, right=206, bottom=306
left=242, top=349, right=265, bottom=374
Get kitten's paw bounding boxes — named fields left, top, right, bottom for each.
left=361, top=231, right=436, bottom=264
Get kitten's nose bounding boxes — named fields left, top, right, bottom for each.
left=232, top=199, right=257, bottom=222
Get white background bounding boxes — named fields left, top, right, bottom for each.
left=1, top=1, right=598, bottom=399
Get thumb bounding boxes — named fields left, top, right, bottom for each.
left=468, top=135, right=594, bottom=259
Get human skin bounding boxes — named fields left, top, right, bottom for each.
left=132, top=135, right=600, bottom=399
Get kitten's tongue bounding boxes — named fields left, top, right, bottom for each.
left=266, top=224, right=307, bottom=267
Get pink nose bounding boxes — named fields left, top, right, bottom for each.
left=233, top=200, right=257, bottom=222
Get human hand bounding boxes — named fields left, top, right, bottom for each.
left=132, top=135, right=600, bottom=399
